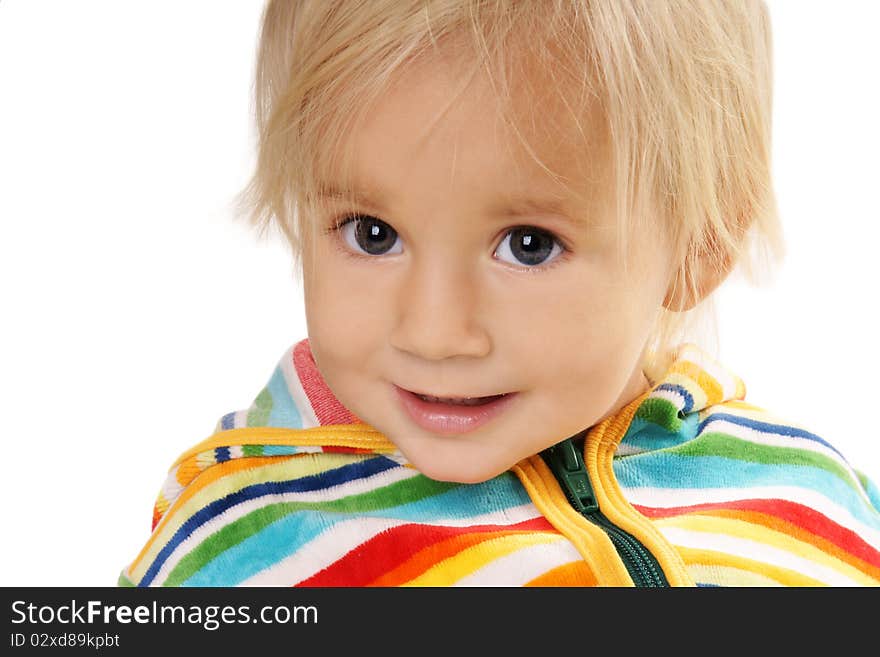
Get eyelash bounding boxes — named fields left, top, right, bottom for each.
left=324, top=213, right=571, bottom=272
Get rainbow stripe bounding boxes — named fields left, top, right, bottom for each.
left=120, top=340, right=880, bottom=587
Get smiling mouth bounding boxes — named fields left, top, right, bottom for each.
left=394, top=385, right=520, bottom=435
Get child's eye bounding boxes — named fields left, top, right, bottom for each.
left=494, top=226, right=564, bottom=268
left=336, top=214, right=403, bottom=256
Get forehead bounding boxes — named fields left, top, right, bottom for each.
left=323, top=43, right=612, bottom=215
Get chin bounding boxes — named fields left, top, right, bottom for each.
left=406, top=452, right=509, bottom=485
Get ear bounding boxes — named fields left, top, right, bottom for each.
left=662, top=249, right=733, bottom=312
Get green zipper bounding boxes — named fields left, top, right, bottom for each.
left=540, top=434, right=669, bottom=587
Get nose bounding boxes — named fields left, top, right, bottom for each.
left=388, top=258, right=491, bottom=361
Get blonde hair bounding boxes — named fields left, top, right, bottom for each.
left=235, top=0, right=784, bottom=378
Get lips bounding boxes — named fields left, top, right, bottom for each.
left=395, top=385, right=519, bottom=435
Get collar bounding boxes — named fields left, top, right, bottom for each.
left=644, top=342, right=745, bottom=417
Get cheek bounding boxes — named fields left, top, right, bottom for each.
left=492, top=268, right=633, bottom=354
left=495, top=266, right=662, bottom=387
left=305, top=252, right=371, bottom=322
left=303, top=258, right=390, bottom=376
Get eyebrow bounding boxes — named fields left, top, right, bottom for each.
left=316, top=185, right=384, bottom=208
left=502, top=197, right=572, bottom=218
left=315, top=184, right=586, bottom=225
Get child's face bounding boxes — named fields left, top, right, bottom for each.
left=302, top=49, right=676, bottom=483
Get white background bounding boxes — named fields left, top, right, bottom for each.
left=1, top=1, right=877, bottom=586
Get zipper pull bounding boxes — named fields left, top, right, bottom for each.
left=541, top=437, right=599, bottom=514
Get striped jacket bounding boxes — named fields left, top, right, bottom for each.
left=120, top=338, right=880, bottom=586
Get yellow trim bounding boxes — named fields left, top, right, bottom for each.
left=169, top=424, right=397, bottom=470
left=512, top=458, right=634, bottom=586
left=585, top=392, right=695, bottom=587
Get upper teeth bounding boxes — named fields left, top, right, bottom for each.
left=417, top=394, right=503, bottom=406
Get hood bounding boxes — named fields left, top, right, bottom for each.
left=215, top=339, right=364, bottom=432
